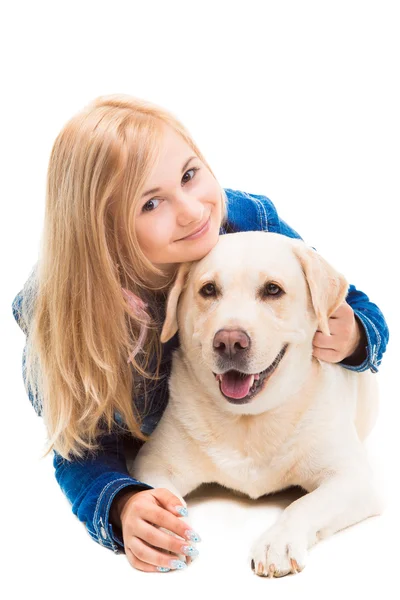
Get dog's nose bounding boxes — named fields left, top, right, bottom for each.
left=213, top=329, right=250, bottom=359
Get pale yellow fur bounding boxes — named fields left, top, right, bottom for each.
left=130, top=232, right=382, bottom=576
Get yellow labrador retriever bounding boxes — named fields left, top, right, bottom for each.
left=130, top=231, right=382, bottom=577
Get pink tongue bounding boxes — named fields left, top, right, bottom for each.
left=221, top=371, right=253, bottom=399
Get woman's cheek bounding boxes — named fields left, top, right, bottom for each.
left=148, top=224, right=170, bottom=257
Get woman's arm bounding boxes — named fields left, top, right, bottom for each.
left=12, top=289, right=153, bottom=554
left=277, top=217, right=389, bottom=373
left=336, top=284, right=388, bottom=373
left=53, top=432, right=153, bottom=553
left=223, top=189, right=389, bottom=374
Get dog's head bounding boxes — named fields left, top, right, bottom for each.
left=161, top=232, right=348, bottom=414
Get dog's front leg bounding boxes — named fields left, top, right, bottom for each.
left=129, top=436, right=205, bottom=505
left=129, top=444, right=206, bottom=553
left=250, top=462, right=383, bottom=578
left=129, top=458, right=186, bottom=507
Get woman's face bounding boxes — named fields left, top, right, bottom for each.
left=135, top=125, right=223, bottom=270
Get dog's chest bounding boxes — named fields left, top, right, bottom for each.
left=205, top=444, right=293, bottom=499
left=202, top=417, right=299, bottom=498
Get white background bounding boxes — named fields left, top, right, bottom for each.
left=1, top=1, right=398, bottom=598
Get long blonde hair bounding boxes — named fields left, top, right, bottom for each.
left=22, top=94, right=227, bottom=460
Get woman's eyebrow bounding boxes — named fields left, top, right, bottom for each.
left=141, top=155, right=198, bottom=198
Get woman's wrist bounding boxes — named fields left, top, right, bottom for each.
left=109, top=488, right=139, bottom=530
left=342, top=315, right=368, bottom=365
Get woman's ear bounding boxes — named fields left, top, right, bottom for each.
left=292, top=242, right=349, bottom=335
left=160, top=263, right=192, bottom=343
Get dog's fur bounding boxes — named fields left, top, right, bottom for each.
left=129, top=231, right=382, bottom=577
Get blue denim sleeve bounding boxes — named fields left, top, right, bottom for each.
left=12, top=290, right=154, bottom=554
left=273, top=216, right=389, bottom=373
left=337, top=285, right=389, bottom=374
left=277, top=218, right=304, bottom=241
left=53, top=436, right=153, bottom=553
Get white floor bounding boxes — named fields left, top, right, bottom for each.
left=3, top=352, right=397, bottom=600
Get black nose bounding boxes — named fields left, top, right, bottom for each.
left=213, top=329, right=250, bottom=359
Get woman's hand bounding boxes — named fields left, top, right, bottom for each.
left=312, top=301, right=367, bottom=364
left=110, top=487, right=200, bottom=572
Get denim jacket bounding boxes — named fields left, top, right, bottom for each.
left=11, top=188, right=389, bottom=554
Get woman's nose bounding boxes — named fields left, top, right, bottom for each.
left=175, top=191, right=204, bottom=226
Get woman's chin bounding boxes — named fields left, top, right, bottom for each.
left=186, top=232, right=219, bottom=260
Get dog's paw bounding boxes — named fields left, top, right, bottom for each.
left=249, top=524, right=308, bottom=578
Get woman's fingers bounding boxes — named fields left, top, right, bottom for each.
left=140, top=502, right=200, bottom=543
left=129, top=536, right=187, bottom=570
left=151, top=487, right=188, bottom=515
left=126, top=545, right=160, bottom=572
left=126, top=545, right=174, bottom=572
left=135, top=518, right=199, bottom=559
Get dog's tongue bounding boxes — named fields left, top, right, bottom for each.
left=220, top=371, right=253, bottom=399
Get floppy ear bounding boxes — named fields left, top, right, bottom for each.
left=160, top=262, right=192, bottom=343
left=293, top=243, right=349, bottom=336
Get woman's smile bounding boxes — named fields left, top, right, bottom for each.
left=176, top=216, right=211, bottom=242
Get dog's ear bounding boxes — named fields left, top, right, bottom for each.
left=160, top=262, right=192, bottom=343
left=293, top=243, right=349, bottom=336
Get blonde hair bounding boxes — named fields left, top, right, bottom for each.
left=22, top=94, right=227, bottom=460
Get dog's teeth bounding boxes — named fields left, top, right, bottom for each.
left=250, top=375, right=255, bottom=387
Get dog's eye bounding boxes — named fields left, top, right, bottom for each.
left=264, top=283, right=283, bottom=297
left=200, top=283, right=217, bottom=297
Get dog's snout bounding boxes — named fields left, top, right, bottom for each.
left=213, top=329, right=250, bottom=359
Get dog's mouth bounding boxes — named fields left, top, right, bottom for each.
left=213, top=344, right=289, bottom=404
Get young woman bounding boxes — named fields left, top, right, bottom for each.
left=12, top=94, right=389, bottom=573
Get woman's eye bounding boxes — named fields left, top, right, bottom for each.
left=264, top=283, right=283, bottom=297
left=142, top=198, right=161, bottom=212
left=182, top=167, right=199, bottom=185
left=142, top=167, right=199, bottom=213
left=200, top=282, right=217, bottom=297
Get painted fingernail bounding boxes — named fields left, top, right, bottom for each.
left=157, top=566, right=171, bottom=572
left=181, top=545, right=199, bottom=558
left=169, top=559, right=187, bottom=570
left=175, top=505, right=188, bottom=517
left=184, top=529, right=202, bottom=542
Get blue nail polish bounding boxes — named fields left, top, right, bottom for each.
left=157, top=566, right=171, bottom=572
left=184, top=529, right=202, bottom=543
left=175, top=505, right=188, bottom=517
left=182, top=545, right=199, bottom=558
left=169, top=559, right=187, bottom=570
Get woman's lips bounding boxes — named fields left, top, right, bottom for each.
left=178, top=217, right=210, bottom=241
